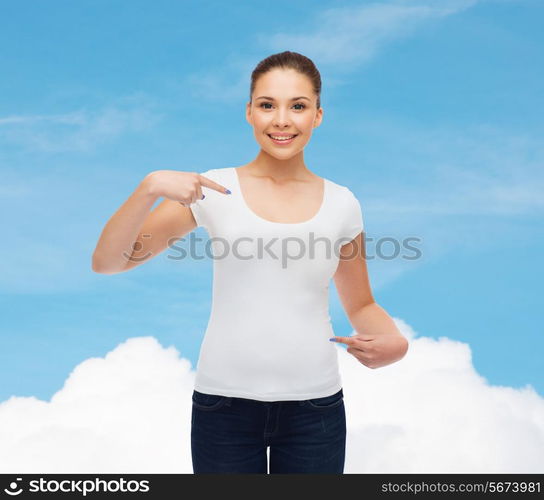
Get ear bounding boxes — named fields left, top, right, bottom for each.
left=245, top=101, right=252, bottom=126
left=314, top=107, right=323, bottom=129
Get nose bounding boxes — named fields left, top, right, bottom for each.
left=272, top=108, right=291, bottom=128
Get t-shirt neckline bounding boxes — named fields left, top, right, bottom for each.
left=231, top=166, right=328, bottom=226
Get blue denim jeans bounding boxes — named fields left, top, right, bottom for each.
left=191, top=388, right=346, bottom=474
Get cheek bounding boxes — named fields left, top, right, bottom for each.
left=254, top=127, right=268, bottom=142
left=252, top=114, right=269, bottom=130
left=295, top=116, right=315, bottom=133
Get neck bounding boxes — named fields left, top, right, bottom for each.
left=245, top=150, right=312, bottom=181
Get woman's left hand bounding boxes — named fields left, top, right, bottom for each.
left=330, top=332, right=408, bottom=369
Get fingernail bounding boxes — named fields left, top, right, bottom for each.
left=225, top=189, right=231, bottom=194
left=329, top=338, right=337, bottom=342
left=201, top=194, right=205, bottom=199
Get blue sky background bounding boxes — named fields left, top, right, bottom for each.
left=1, top=0, right=542, bottom=403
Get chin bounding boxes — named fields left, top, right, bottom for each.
left=264, top=148, right=300, bottom=160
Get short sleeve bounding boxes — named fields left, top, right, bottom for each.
left=341, top=188, right=364, bottom=242
left=189, top=169, right=215, bottom=230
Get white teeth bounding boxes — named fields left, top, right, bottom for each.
left=270, top=135, right=295, bottom=140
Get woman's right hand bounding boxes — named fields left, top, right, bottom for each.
left=145, top=170, right=231, bottom=206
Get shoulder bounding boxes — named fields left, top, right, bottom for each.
left=197, top=166, right=231, bottom=181
left=324, top=176, right=360, bottom=204
left=325, top=177, right=364, bottom=239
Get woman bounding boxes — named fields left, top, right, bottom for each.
left=92, top=51, right=409, bottom=474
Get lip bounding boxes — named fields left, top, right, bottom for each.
left=267, top=133, right=298, bottom=145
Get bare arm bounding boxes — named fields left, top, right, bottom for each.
left=91, top=174, right=176, bottom=274
left=91, top=170, right=229, bottom=274
left=332, top=232, right=409, bottom=368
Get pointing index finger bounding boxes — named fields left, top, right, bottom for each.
left=199, top=174, right=231, bottom=195
left=329, top=336, right=355, bottom=346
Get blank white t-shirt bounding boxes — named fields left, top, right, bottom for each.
left=189, top=166, right=364, bottom=402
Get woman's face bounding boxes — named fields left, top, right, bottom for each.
left=246, top=68, right=323, bottom=160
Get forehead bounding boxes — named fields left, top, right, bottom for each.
left=254, top=68, right=313, bottom=96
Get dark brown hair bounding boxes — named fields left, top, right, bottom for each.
left=249, top=51, right=322, bottom=109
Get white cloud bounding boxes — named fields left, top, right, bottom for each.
left=261, top=1, right=474, bottom=66
left=342, top=319, right=544, bottom=473
left=0, top=92, right=163, bottom=152
left=182, top=1, right=483, bottom=103
left=0, top=324, right=542, bottom=473
left=182, top=54, right=255, bottom=103
left=353, top=120, right=544, bottom=218
left=0, top=337, right=195, bottom=473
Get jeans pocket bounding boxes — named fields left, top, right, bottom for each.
left=192, top=390, right=229, bottom=411
left=304, top=389, right=344, bottom=410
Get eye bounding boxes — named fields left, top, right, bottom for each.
left=258, top=102, right=306, bottom=110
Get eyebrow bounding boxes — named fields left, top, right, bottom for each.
left=255, top=96, right=311, bottom=101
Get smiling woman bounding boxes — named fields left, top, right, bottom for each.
left=187, top=51, right=408, bottom=474
left=91, top=50, right=408, bottom=475
left=244, top=53, right=323, bottom=162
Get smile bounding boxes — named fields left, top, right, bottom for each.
left=268, top=134, right=297, bottom=145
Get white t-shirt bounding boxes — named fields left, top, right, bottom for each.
left=189, top=166, right=364, bottom=402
